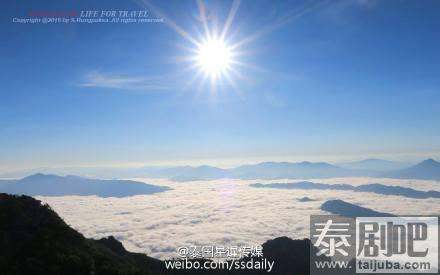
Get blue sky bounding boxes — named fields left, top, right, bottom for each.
left=1, top=0, right=440, bottom=170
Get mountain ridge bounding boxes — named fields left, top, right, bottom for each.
left=320, top=199, right=395, bottom=217
left=381, top=158, right=440, bottom=180
left=339, top=158, right=410, bottom=171
left=0, top=174, right=171, bottom=197
left=2, top=158, right=439, bottom=181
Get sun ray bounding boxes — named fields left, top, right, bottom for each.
left=220, top=0, right=241, bottom=41
left=229, top=0, right=329, bottom=51
left=137, top=0, right=201, bottom=46
left=197, top=0, right=212, bottom=40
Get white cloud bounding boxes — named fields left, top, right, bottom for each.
left=38, top=177, right=440, bottom=259
left=79, top=71, right=173, bottom=91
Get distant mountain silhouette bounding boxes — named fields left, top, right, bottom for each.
left=4, top=158, right=439, bottom=181
left=0, top=174, right=171, bottom=197
left=146, top=159, right=439, bottom=181
left=251, top=181, right=440, bottom=199
left=149, top=162, right=369, bottom=181
left=354, top=183, right=440, bottom=199
left=381, top=159, right=440, bottom=180
left=159, top=165, right=229, bottom=181
left=339, top=158, right=410, bottom=171
left=0, top=193, right=326, bottom=275
left=251, top=181, right=354, bottom=191
left=320, top=200, right=394, bottom=217
left=229, top=162, right=365, bottom=180
left=297, top=197, right=315, bottom=202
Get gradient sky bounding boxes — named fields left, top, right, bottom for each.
left=1, top=0, right=440, bottom=171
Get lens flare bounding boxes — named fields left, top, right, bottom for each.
left=196, top=38, right=232, bottom=77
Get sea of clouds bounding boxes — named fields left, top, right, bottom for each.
left=38, top=177, right=440, bottom=259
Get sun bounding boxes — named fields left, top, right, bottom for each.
left=196, top=38, right=233, bottom=78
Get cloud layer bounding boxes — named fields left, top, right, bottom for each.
left=38, top=177, right=440, bottom=259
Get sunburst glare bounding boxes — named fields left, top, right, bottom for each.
left=139, top=0, right=326, bottom=93
left=196, top=37, right=233, bottom=79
